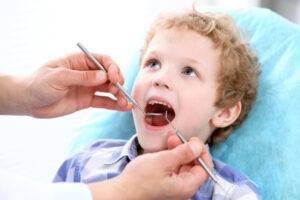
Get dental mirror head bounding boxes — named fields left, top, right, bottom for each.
left=145, top=112, right=163, bottom=116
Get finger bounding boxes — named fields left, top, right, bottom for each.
left=197, top=142, right=214, bottom=169
left=176, top=139, right=212, bottom=195
left=177, top=164, right=208, bottom=195
left=91, top=96, right=132, bottom=111
left=167, top=132, right=182, bottom=150
left=118, top=68, right=125, bottom=85
left=187, top=137, right=213, bottom=167
left=70, top=52, right=110, bottom=71
left=167, top=136, right=213, bottom=174
left=178, top=164, right=192, bottom=174
left=108, top=82, right=119, bottom=95
left=115, top=93, right=134, bottom=111
left=163, top=139, right=203, bottom=168
left=55, top=68, right=108, bottom=87
left=126, top=102, right=134, bottom=110
left=107, top=63, right=124, bottom=84
left=44, top=52, right=108, bottom=71
left=97, top=55, right=124, bottom=85
left=114, top=90, right=130, bottom=105
left=94, top=82, right=111, bottom=93
left=117, top=96, right=128, bottom=108
left=63, top=53, right=102, bottom=70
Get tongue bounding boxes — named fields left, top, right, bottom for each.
left=145, top=115, right=168, bottom=126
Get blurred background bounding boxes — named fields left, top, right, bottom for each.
left=0, top=0, right=299, bottom=182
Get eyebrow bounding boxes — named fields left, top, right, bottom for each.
left=183, top=57, right=208, bottom=69
left=144, top=51, right=199, bottom=64
left=143, top=51, right=160, bottom=59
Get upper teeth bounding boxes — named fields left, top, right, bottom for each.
left=148, top=100, right=172, bottom=108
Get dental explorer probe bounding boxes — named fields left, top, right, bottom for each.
left=77, top=42, right=147, bottom=115
left=165, top=111, right=222, bottom=186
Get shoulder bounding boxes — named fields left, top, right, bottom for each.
left=53, top=139, right=127, bottom=182
left=213, top=159, right=261, bottom=199
left=68, top=139, right=127, bottom=162
left=82, top=139, right=127, bottom=152
left=70, top=139, right=128, bottom=165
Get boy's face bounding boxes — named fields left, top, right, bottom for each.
left=131, top=29, right=222, bottom=153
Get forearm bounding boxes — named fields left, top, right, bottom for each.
left=0, top=74, right=29, bottom=115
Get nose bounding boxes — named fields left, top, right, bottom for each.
left=152, top=68, right=172, bottom=90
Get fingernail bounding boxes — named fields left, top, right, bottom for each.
left=119, top=98, right=127, bottom=106
left=127, top=103, right=133, bottom=110
left=189, top=141, right=202, bottom=156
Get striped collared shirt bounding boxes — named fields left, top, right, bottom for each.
left=54, top=135, right=260, bottom=200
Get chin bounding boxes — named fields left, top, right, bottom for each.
left=136, top=131, right=168, bottom=154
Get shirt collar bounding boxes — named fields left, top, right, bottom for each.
left=103, top=135, right=214, bottom=197
left=104, top=134, right=139, bottom=165
left=104, top=136, right=212, bottom=165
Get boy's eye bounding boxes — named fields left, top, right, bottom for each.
left=145, top=59, right=160, bottom=69
left=182, top=66, right=198, bottom=77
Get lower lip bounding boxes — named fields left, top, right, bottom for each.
left=143, top=119, right=168, bottom=131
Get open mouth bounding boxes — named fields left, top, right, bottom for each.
left=144, top=100, right=175, bottom=127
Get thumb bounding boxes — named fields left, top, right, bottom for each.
left=167, top=132, right=183, bottom=149
left=167, top=140, right=203, bottom=167
left=57, top=68, right=108, bottom=87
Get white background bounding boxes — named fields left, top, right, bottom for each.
left=0, top=0, right=264, bottom=183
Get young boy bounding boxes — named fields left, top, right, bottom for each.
left=54, top=10, right=260, bottom=199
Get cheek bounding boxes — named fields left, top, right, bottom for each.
left=131, top=73, right=145, bottom=99
left=178, top=90, right=216, bottom=132
left=131, top=83, right=139, bottom=99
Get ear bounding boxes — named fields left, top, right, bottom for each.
left=211, top=101, right=242, bottom=128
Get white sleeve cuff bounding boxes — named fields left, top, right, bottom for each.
left=0, top=170, right=92, bottom=200
left=48, top=182, right=93, bottom=200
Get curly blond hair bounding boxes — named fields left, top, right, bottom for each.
left=140, top=9, right=260, bottom=144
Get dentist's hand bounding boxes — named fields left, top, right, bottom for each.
left=167, top=133, right=213, bottom=175
left=95, top=136, right=213, bottom=200
left=23, top=53, right=132, bottom=118
left=166, top=133, right=214, bottom=198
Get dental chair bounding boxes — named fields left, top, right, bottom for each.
left=70, top=7, right=300, bottom=199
